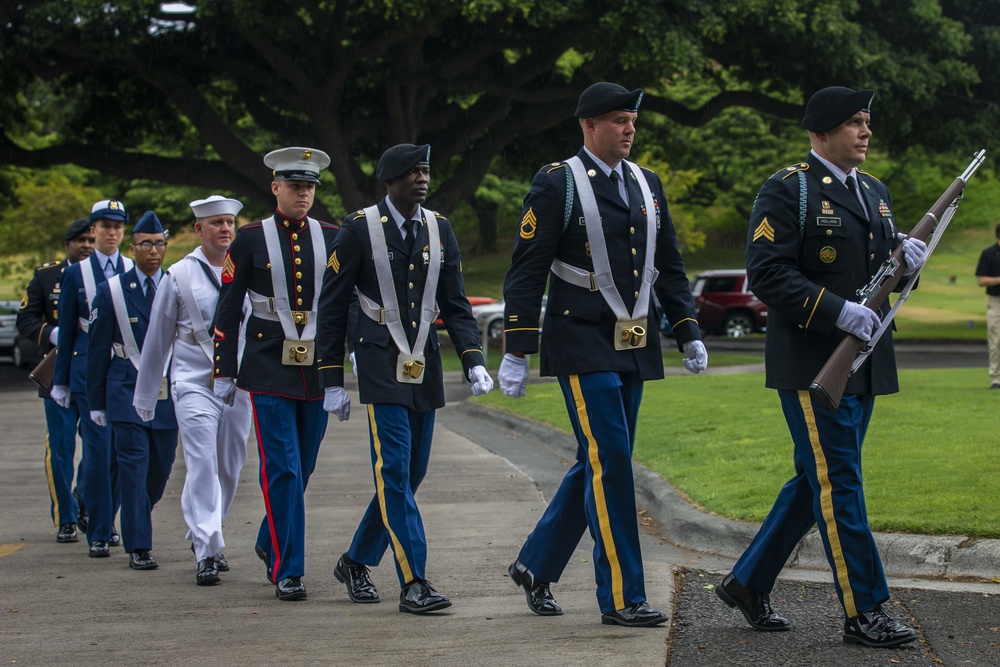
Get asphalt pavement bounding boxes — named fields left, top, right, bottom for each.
left=1, top=342, right=998, bottom=666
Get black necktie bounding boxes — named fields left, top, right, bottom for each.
left=145, top=276, right=156, bottom=307
left=610, top=169, right=627, bottom=205
left=846, top=175, right=868, bottom=218
left=105, top=259, right=115, bottom=279
left=405, top=219, right=418, bottom=255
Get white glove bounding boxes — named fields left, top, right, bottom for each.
left=48, top=326, right=59, bottom=346
left=350, top=351, right=358, bottom=377
left=136, top=407, right=155, bottom=423
left=897, top=233, right=927, bottom=275
left=682, top=340, right=709, bottom=374
left=836, top=301, right=882, bottom=341
left=498, top=353, right=528, bottom=398
left=468, top=365, right=494, bottom=396
left=213, top=377, right=237, bottom=406
left=323, top=387, right=350, bottom=421
left=50, top=385, right=71, bottom=409
left=90, top=410, right=107, bottom=427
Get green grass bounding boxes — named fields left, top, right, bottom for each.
left=472, top=366, right=1000, bottom=538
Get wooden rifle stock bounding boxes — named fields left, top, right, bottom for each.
left=808, top=151, right=985, bottom=411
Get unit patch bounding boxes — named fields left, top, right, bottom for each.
left=752, top=218, right=775, bottom=243
left=819, top=246, right=837, bottom=263
left=20, top=292, right=27, bottom=309
left=221, top=254, right=235, bottom=283
left=519, top=208, right=537, bottom=240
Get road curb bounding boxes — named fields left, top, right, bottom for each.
left=459, top=401, right=1000, bottom=583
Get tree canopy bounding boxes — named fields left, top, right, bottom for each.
left=1, top=0, right=998, bottom=243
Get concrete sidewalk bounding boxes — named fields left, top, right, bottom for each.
left=0, top=388, right=673, bottom=666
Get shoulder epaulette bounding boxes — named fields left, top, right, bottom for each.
left=856, top=168, right=881, bottom=183
left=36, top=260, right=61, bottom=271
left=778, top=162, right=809, bottom=180
left=544, top=161, right=567, bottom=174
left=638, top=164, right=656, bottom=174
left=434, top=212, right=446, bottom=220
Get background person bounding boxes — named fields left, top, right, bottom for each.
left=16, top=218, right=95, bottom=543
left=499, top=82, right=707, bottom=627
left=974, top=221, right=1000, bottom=389
left=135, top=195, right=252, bottom=586
left=715, top=86, right=925, bottom=649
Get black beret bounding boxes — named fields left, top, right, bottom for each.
left=376, top=144, right=431, bottom=182
left=574, top=82, right=643, bottom=118
left=802, top=86, right=876, bottom=132
left=64, top=218, right=91, bottom=242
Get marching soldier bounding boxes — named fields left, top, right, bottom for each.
left=714, top=86, right=925, bottom=648
left=317, top=144, right=493, bottom=614
left=52, top=200, right=132, bottom=556
left=16, top=218, right=95, bottom=542
left=212, top=147, right=339, bottom=601
left=88, top=211, right=178, bottom=571
left=134, top=195, right=252, bottom=586
left=498, top=83, right=707, bottom=627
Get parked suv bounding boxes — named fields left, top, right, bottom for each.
left=691, top=270, right=767, bottom=337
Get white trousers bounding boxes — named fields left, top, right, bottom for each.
left=172, top=381, right=251, bottom=561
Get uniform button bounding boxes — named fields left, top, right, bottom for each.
left=73, top=351, right=77, bottom=356
left=295, top=258, right=302, bottom=265
left=296, top=272, right=302, bottom=279
left=634, top=291, right=639, bottom=299
left=870, top=254, right=875, bottom=261
left=296, top=285, right=302, bottom=292
left=359, top=337, right=364, bottom=343
left=215, top=343, right=219, bottom=348
left=411, top=321, right=417, bottom=328
left=563, top=309, right=569, bottom=315
left=409, top=264, right=415, bottom=270
left=266, top=263, right=271, bottom=268
left=408, top=282, right=414, bottom=289
left=297, top=298, right=303, bottom=305
left=410, top=302, right=415, bottom=308
left=293, top=245, right=300, bottom=252
left=633, top=270, right=639, bottom=277
left=630, top=227, right=635, bottom=234
left=826, top=229, right=832, bottom=235
left=257, top=333, right=263, bottom=339
left=631, top=248, right=637, bottom=255
left=292, top=233, right=298, bottom=241
left=283, top=221, right=289, bottom=227
left=869, top=232, right=874, bottom=240
left=216, top=355, right=221, bottom=360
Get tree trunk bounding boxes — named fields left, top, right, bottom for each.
left=469, top=196, right=499, bottom=255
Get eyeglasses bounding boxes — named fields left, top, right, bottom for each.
left=133, top=241, right=167, bottom=251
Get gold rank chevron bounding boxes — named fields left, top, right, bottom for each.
left=327, top=250, right=340, bottom=272
left=753, top=217, right=775, bottom=243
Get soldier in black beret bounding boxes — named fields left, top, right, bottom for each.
left=16, top=219, right=96, bottom=543
left=317, top=143, right=492, bottom=614
left=715, top=86, right=925, bottom=648
left=499, top=82, right=706, bottom=627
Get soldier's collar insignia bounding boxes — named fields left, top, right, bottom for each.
left=822, top=176, right=833, bottom=184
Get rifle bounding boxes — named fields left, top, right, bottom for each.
left=808, top=149, right=986, bottom=412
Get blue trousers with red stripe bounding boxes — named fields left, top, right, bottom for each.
left=250, top=394, right=327, bottom=583
left=348, top=404, right=435, bottom=587
left=517, top=371, right=646, bottom=614
left=112, top=422, right=177, bottom=553
left=732, top=391, right=889, bottom=618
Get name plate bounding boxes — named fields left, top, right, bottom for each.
left=614, top=318, right=647, bottom=351
left=282, top=339, right=315, bottom=366
left=396, top=353, right=426, bottom=384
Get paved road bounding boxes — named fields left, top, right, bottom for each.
left=1, top=346, right=998, bottom=666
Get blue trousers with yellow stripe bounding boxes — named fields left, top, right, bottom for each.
left=43, top=397, right=82, bottom=526
left=517, top=371, right=646, bottom=614
left=348, top=404, right=435, bottom=587
left=732, top=390, right=889, bottom=618
left=250, top=394, right=327, bottom=583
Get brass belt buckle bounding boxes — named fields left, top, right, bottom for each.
left=281, top=339, right=315, bottom=366
left=614, top=318, right=648, bottom=351
left=396, top=354, right=427, bottom=384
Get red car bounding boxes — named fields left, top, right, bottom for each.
left=691, top=270, right=767, bottom=337
left=435, top=296, right=498, bottom=329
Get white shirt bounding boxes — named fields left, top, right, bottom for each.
left=385, top=198, right=424, bottom=238
left=93, top=249, right=123, bottom=279
left=583, top=146, right=629, bottom=205
left=810, top=149, right=867, bottom=213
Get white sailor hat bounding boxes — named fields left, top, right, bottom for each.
left=89, top=199, right=129, bottom=223
left=189, top=195, right=244, bottom=218
left=263, top=147, right=331, bottom=184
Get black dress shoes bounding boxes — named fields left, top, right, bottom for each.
left=109, top=527, right=121, bottom=547
left=398, top=579, right=451, bottom=614
left=275, top=577, right=307, bottom=601
left=74, top=487, right=88, bottom=533
left=56, top=523, right=78, bottom=543
left=716, top=573, right=791, bottom=631
left=334, top=554, right=380, bottom=603
left=254, top=544, right=273, bottom=583
left=129, top=550, right=158, bottom=570
left=508, top=560, right=562, bottom=616
left=214, top=553, right=229, bottom=572
left=843, top=606, right=918, bottom=648
left=197, top=558, right=221, bottom=586
left=601, top=602, right=669, bottom=627
left=88, top=540, right=110, bottom=558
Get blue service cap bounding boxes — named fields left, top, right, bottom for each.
left=802, top=86, right=876, bottom=132
left=376, top=143, right=431, bottom=182
left=263, top=147, right=331, bottom=184
left=64, top=218, right=91, bottom=242
left=89, top=199, right=129, bottom=224
left=132, top=210, right=165, bottom=235
left=574, top=82, right=643, bottom=118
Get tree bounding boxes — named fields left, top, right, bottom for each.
left=1, top=0, right=997, bottom=249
